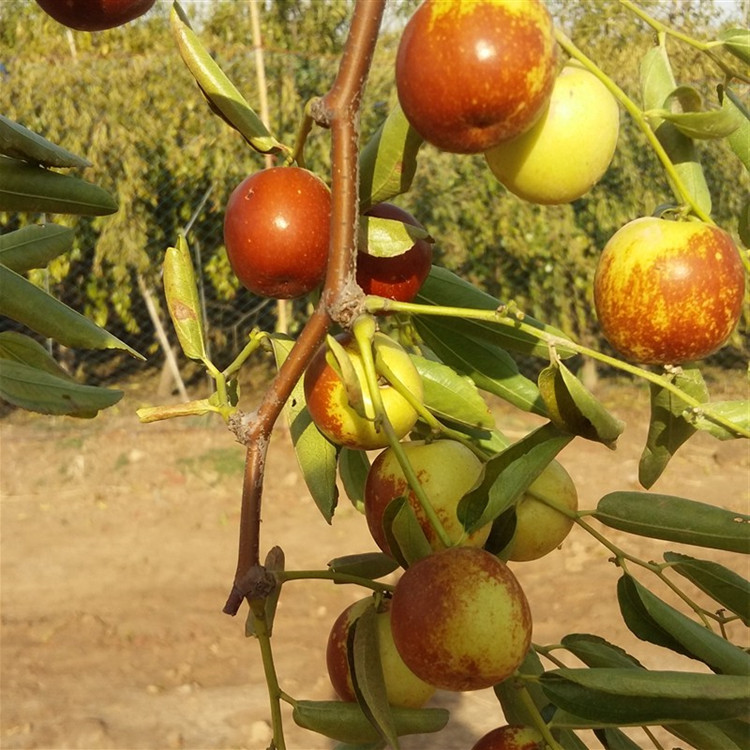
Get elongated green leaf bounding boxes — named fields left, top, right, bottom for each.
left=617, top=575, right=750, bottom=675
left=664, top=551, right=750, bottom=625
left=383, top=497, right=432, bottom=568
left=720, top=27, right=750, bottom=65
left=0, top=224, right=75, bottom=273
left=163, top=236, right=208, bottom=362
left=359, top=104, right=422, bottom=210
left=292, top=700, right=448, bottom=744
left=411, top=353, right=495, bottom=429
left=686, top=400, right=750, bottom=440
left=654, top=94, right=742, bottom=139
left=561, top=633, right=644, bottom=669
left=0, top=331, right=69, bottom=376
left=723, top=87, right=750, bottom=171
left=414, top=316, right=546, bottom=416
left=665, top=720, right=747, bottom=750
left=542, top=668, right=749, bottom=724
left=359, top=215, right=431, bottom=259
left=640, top=45, right=711, bottom=214
left=639, top=367, right=708, bottom=487
left=350, top=605, right=400, bottom=750
left=170, top=3, right=284, bottom=154
left=267, top=334, right=339, bottom=522
left=593, top=728, right=642, bottom=750
left=538, top=360, right=623, bottom=447
left=0, top=156, right=118, bottom=215
left=339, top=448, right=370, bottom=513
left=595, top=491, right=750, bottom=553
left=0, top=358, right=122, bottom=417
left=415, top=265, right=575, bottom=359
left=0, top=265, right=140, bottom=356
left=0, top=114, right=90, bottom=168
left=459, top=421, right=573, bottom=533
left=333, top=743, right=385, bottom=750
left=327, top=553, right=399, bottom=581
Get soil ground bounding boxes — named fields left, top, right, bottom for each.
left=1, top=372, right=748, bottom=750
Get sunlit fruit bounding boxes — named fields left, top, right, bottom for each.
left=594, top=217, right=746, bottom=364
left=506, top=459, right=578, bottom=562
left=357, top=203, right=433, bottom=302
left=390, top=547, right=532, bottom=691
left=326, top=598, right=436, bottom=708
left=485, top=63, right=619, bottom=204
left=35, top=0, right=155, bottom=30
left=364, top=440, right=489, bottom=555
left=471, top=724, right=545, bottom=750
left=223, top=167, right=331, bottom=299
left=395, top=0, right=558, bottom=154
left=304, top=332, right=423, bottom=450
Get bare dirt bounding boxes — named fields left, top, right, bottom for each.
left=1, top=374, right=748, bottom=750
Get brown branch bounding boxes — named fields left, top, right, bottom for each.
left=223, top=0, right=385, bottom=616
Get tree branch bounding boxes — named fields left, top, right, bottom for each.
left=223, top=0, right=385, bottom=616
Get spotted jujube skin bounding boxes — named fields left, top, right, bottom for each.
left=594, top=217, right=745, bottom=365
left=396, top=0, right=558, bottom=154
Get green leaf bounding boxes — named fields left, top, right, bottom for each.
left=382, top=496, right=432, bottom=568
left=0, top=156, right=118, bottom=216
left=595, top=491, right=750, bottom=553
left=0, top=264, right=141, bottom=357
left=665, top=720, right=747, bottom=750
left=0, top=114, right=90, bottom=168
left=0, top=224, right=75, bottom=273
left=640, top=44, right=711, bottom=214
left=414, top=316, right=546, bottom=417
left=415, top=265, right=576, bottom=359
left=267, top=334, right=339, bottom=522
left=350, top=605, right=400, bottom=750
left=538, top=360, right=624, bottom=447
left=292, top=700, right=449, bottom=744
left=722, top=87, right=750, bottom=171
left=458, top=422, right=573, bottom=534
left=685, top=400, right=750, bottom=440
left=617, top=574, right=750, bottom=675
left=327, top=552, right=399, bottom=581
left=664, top=551, right=750, bottom=625
left=163, top=235, right=208, bottom=362
left=561, top=633, right=644, bottom=669
left=359, top=215, right=431, bottom=259
left=170, top=3, right=284, bottom=155
left=593, top=728, right=642, bottom=750
left=655, top=93, right=742, bottom=140
left=359, top=103, right=422, bottom=210
left=410, top=353, right=495, bottom=429
left=0, top=357, right=122, bottom=417
left=639, top=367, right=708, bottom=488
left=542, top=668, right=749, bottom=724
left=339, top=448, right=370, bottom=513
left=720, top=27, right=750, bottom=65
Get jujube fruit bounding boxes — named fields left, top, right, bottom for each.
left=358, top=203, right=433, bottom=303
left=485, top=63, right=620, bottom=204
left=35, top=0, right=155, bottom=31
left=396, top=0, right=558, bottom=154
left=594, top=217, right=746, bottom=364
left=223, top=167, right=331, bottom=299
left=364, top=440, right=490, bottom=556
left=304, top=332, right=423, bottom=451
left=390, top=547, right=532, bottom=691
left=471, top=724, right=545, bottom=750
left=326, top=598, right=435, bottom=709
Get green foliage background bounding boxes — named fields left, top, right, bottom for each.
left=0, top=0, right=747, bottom=377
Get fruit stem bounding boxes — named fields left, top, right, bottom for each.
left=249, top=598, right=287, bottom=750
left=277, top=568, right=395, bottom=593
left=289, top=102, right=316, bottom=168
left=352, top=318, right=454, bottom=550
left=515, top=682, right=565, bottom=750
left=222, top=327, right=265, bottom=380
left=553, top=27, right=714, bottom=225
left=365, top=297, right=750, bottom=440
